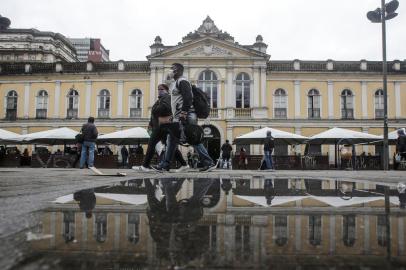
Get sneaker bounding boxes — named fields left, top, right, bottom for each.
left=132, top=166, right=154, bottom=172
left=151, top=165, right=169, bottom=172
left=199, top=163, right=217, bottom=172
left=173, top=165, right=190, bottom=173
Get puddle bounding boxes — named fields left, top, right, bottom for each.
left=5, top=178, right=406, bottom=269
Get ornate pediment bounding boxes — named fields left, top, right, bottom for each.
left=182, top=43, right=234, bottom=57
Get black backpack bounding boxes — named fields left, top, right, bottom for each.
left=191, top=84, right=210, bottom=119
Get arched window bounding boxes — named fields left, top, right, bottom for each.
left=274, top=88, right=287, bottom=119
left=309, top=215, right=321, bottom=246
left=5, top=90, right=18, bottom=120
left=374, top=89, right=384, bottom=119
left=36, top=90, right=48, bottom=119
left=129, top=89, right=142, bottom=118
left=235, top=73, right=250, bottom=108
left=341, top=89, right=354, bottom=119
left=308, top=89, right=320, bottom=119
left=343, top=215, right=356, bottom=247
left=95, top=213, right=107, bottom=243
left=67, top=89, right=79, bottom=119
left=197, top=70, right=218, bottom=108
left=274, top=215, right=288, bottom=246
left=377, top=215, right=387, bottom=247
left=98, top=89, right=110, bottom=118
left=63, top=211, right=75, bottom=243
left=127, top=213, right=140, bottom=244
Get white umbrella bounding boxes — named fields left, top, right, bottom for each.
left=308, top=127, right=382, bottom=145
left=0, top=128, right=19, bottom=144
left=7, top=127, right=78, bottom=145
left=233, top=127, right=308, bottom=145
left=97, top=127, right=150, bottom=145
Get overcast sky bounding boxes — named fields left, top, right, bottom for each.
left=2, top=0, right=405, bottom=61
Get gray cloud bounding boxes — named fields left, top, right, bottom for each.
left=2, top=0, right=405, bottom=61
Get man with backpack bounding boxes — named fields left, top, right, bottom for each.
left=153, top=63, right=215, bottom=172
left=221, top=140, right=233, bottom=169
left=263, top=130, right=275, bottom=170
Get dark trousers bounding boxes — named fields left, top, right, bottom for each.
left=142, top=127, right=186, bottom=168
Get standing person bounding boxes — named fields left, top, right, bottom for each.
left=395, top=128, right=406, bottom=170
left=221, top=140, right=233, bottom=169
left=79, top=117, right=98, bottom=169
left=154, top=63, right=215, bottom=172
left=134, top=84, right=188, bottom=172
left=238, top=147, right=247, bottom=169
left=121, top=145, right=129, bottom=168
left=263, top=131, right=275, bottom=170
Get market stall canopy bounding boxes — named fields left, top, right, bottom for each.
left=308, top=127, right=382, bottom=145
left=233, top=127, right=308, bottom=145
left=0, top=128, right=19, bottom=144
left=97, top=127, right=150, bottom=145
left=6, top=127, right=78, bottom=145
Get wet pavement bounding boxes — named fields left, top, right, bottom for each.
left=1, top=169, right=406, bottom=269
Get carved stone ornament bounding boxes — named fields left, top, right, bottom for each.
left=183, top=43, right=233, bottom=57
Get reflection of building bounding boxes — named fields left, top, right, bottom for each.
left=68, top=38, right=110, bottom=62
left=1, top=16, right=406, bottom=160
left=29, top=178, right=406, bottom=268
left=0, top=15, right=77, bottom=63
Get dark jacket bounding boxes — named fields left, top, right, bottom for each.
left=221, top=143, right=232, bottom=155
left=149, top=94, right=172, bottom=129
left=121, top=146, right=129, bottom=157
left=264, top=137, right=275, bottom=152
left=81, top=122, right=98, bottom=142
left=397, top=134, right=406, bottom=153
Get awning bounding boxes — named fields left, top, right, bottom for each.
left=97, top=127, right=150, bottom=145
left=233, top=127, right=308, bottom=145
left=308, top=127, right=382, bottom=145
left=0, top=128, right=19, bottom=144
left=6, top=127, right=78, bottom=145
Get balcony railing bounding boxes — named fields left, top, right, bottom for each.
left=98, top=108, right=110, bottom=118
left=234, top=108, right=252, bottom=118
left=5, top=109, right=17, bottom=121
left=308, top=108, right=321, bottom=119
left=36, top=109, right=47, bottom=119
left=375, top=109, right=384, bottom=119
left=67, top=109, right=78, bottom=119
left=274, top=108, right=287, bottom=119
left=130, top=108, right=142, bottom=118
left=341, top=109, right=354, bottom=119
left=209, top=108, right=219, bottom=118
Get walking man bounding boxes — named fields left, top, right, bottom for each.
left=263, top=130, right=275, bottom=170
left=121, top=145, right=129, bottom=168
left=154, top=63, right=215, bottom=172
left=79, top=117, right=98, bottom=169
left=221, top=140, right=233, bottom=169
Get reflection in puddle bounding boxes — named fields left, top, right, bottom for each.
left=11, top=178, right=406, bottom=269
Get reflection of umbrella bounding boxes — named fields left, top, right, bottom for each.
left=0, top=128, right=19, bottom=144
left=233, top=127, right=308, bottom=145
left=308, top=127, right=382, bottom=144
left=97, top=127, right=149, bottom=145
left=6, top=127, right=78, bottom=145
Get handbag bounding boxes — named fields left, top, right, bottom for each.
left=395, top=153, right=401, bottom=163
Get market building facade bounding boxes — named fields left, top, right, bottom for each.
left=0, top=17, right=405, bottom=162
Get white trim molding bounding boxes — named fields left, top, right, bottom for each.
left=294, top=80, right=301, bottom=119
left=361, top=81, right=368, bottom=119
left=395, top=81, right=401, bottom=118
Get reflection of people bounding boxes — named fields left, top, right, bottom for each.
left=264, top=179, right=275, bottom=205
left=73, top=189, right=96, bottom=218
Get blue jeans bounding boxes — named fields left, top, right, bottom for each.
left=264, top=150, right=273, bottom=169
left=80, top=141, right=95, bottom=168
left=160, top=112, right=213, bottom=169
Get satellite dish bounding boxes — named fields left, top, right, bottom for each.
left=385, top=12, right=398, bottom=20
left=385, top=0, right=399, bottom=14
left=367, top=10, right=382, bottom=23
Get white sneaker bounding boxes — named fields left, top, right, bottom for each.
left=173, top=165, right=190, bottom=173
left=132, top=166, right=154, bottom=172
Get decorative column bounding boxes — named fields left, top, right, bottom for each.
left=224, top=215, right=235, bottom=263
left=225, top=64, right=234, bottom=118
left=253, top=67, right=260, bottom=108
left=395, top=81, right=401, bottom=119
left=328, top=80, right=334, bottom=119
left=329, top=216, right=336, bottom=254
left=81, top=213, right=88, bottom=250
left=295, top=215, right=301, bottom=252
left=24, top=82, right=30, bottom=119
left=227, top=127, right=233, bottom=151
left=363, top=215, right=370, bottom=254
left=294, top=80, right=301, bottom=119
left=361, top=81, right=368, bottom=119
left=54, top=81, right=61, bottom=118
left=149, top=67, right=157, bottom=106
left=260, top=67, right=267, bottom=107
left=117, top=80, right=123, bottom=118
left=85, top=81, right=92, bottom=117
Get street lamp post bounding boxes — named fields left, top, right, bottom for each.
left=367, top=0, right=399, bottom=171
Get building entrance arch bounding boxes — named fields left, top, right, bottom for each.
left=201, top=124, right=221, bottom=162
